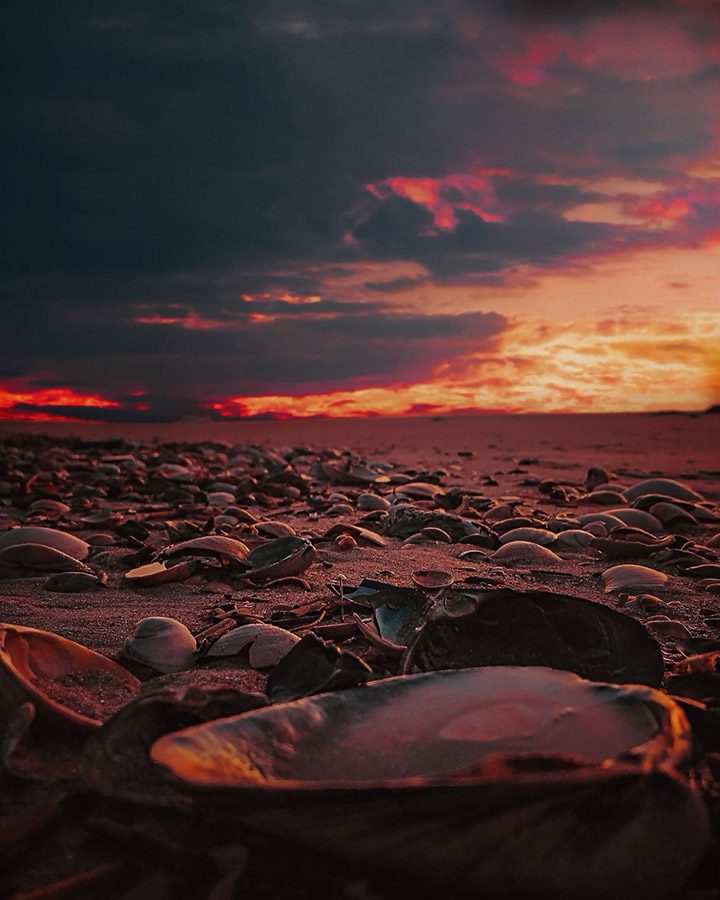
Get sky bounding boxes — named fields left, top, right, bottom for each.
left=1, top=0, right=719, bottom=421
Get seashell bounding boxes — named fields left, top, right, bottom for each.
left=0, top=543, right=93, bottom=573
left=623, top=594, right=666, bottom=615
left=246, top=535, right=317, bottom=583
left=492, top=517, right=542, bottom=535
left=584, top=466, right=610, bottom=490
left=553, top=529, right=594, bottom=550
left=356, top=493, right=390, bottom=511
left=123, top=559, right=197, bottom=586
left=411, top=570, right=454, bottom=590
left=80, top=680, right=267, bottom=805
left=601, top=508, right=664, bottom=535
left=685, top=564, right=720, bottom=578
left=498, top=527, right=556, bottom=546
left=403, top=588, right=663, bottom=686
left=327, top=503, right=355, bottom=516
left=583, top=521, right=608, bottom=537
left=589, top=530, right=673, bottom=560
left=645, top=617, right=692, bottom=639
left=123, top=617, right=197, bottom=674
left=161, top=535, right=250, bottom=563
left=648, top=502, right=697, bottom=527
left=206, top=491, right=235, bottom=507
left=322, top=523, right=387, bottom=547
left=29, top=499, right=70, bottom=515
left=383, top=505, right=477, bottom=541
left=492, top=541, right=564, bottom=566
left=577, top=513, right=626, bottom=531
left=0, top=623, right=140, bottom=730
left=334, top=533, right=357, bottom=550
left=457, top=548, right=491, bottom=562
left=150, top=667, right=708, bottom=900
left=624, top=479, right=704, bottom=503
left=43, top=571, right=105, bottom=592
left=602, top=565, right=668, bottom=594
left=394, top=482, right=444, bottom=501
left=578, top=490, right=627, bottom=506
left=205, top=624, right=299, bottom=668
left=419, top=527, right=452, bottom=542
left=0, top=526, right=89, bottom=560
left=256, top=521, right=296, bottom=538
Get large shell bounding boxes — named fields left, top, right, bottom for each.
left=402, top=588, right=664, bottom=686
left=150, top=667, right=708, bottom=900
left=497, top=527, right=557, bottom=546
left=0, top=623, right=140, bottom=730
left=602, top=565, right=669, bottom=594
left=0, top=526, right=89, bottom=560
left=123, top=617, right=197, bottom=674
left=160, top=535, right=250, bottom=563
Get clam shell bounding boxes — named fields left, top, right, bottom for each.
left=0, top=623, right=140, bottom=730
left=553, top=529, right=594, bottom=550
left=411, top=570, right=454, bottom=590
left=205, top=624, right=299, bottom=668
left=497, top=528, right=557, bottom=546
left=648, top=502, right=697, bottom=527
left=246, top=536, right=316, bottom=583
left=600, top=508, right=665, bottom=535
left=624, top=479, right=704, bottom=503
left=161, top=535, right=250, bottom=563
left=150, top=667, right=708, bottom=900
left=602, top=565, right=668, bottom=594
left=0, top=526, right=89, bottom=560
left=493, top=541, right=564, bottom=566
left=0, top=543, right=93, bottom=572
left=123, top=617, right=197, bottom=674
left=403, top=588, right=664, bottom=686
left=123, top=560, right=197, bottom=587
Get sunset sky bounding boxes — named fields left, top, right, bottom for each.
left=2, top=0, right=719, bottom=421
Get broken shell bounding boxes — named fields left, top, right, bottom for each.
left=411, top=570, right=454, bottom=590
left=150, top=667, right=708, bottom=900
left=493, top=541, right=564, bottom=566
left=246, top=536, right=317, bottom=582
left=322, top=523, right=386, bottom=547
left=205, top=624, right=299, bottom=669
left=0, top=527, right=89, bottom=560
left=161, top=535, right=250, bottom=563
left=602, top=565, right=668, bottom=594
left=403, top=588, right=663, bottom=686
left=0, top=623, right=140, bottom=730
left=123, top=559, right=197, bottom=587
left=123, top=617, right=197, bottom=674
left=0, top=543, right=94, bottom=573
left=646, top=617, right=692, bottom=639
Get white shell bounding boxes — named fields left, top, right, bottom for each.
left=493, top=541, right=563, bottom=566
left=123, top=617, right=197, bottom=673
left=602, top=565, right=668, bottom=594
left=498, top=528, right=556, bottom=547
left=206, top=624, right=299, bottom=668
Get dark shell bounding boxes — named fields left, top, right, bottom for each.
left=402, top=588, right=664, bottom=687
left=382, top=505, right=477, bottom=541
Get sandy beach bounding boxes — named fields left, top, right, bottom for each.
left=1, top=413, right=719, bottom=899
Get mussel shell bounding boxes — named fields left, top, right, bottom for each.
left=0, top=623, right=140, bottom=730
left=403, top=588, right=664, bottom=686
left=149, top=668, right=707, bottom=900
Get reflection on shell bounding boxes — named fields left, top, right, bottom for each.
left=0, top=543, right=93, bottom=573
left=0, top=526, right=90, bottom=560
left=206, top=624, right=299, bottom=668
left=123, top=617, right=197, bottom=674
left=624, top=479, right=704, bottom=503
left=493, top=541, right=563, bottom=565
left=602, top=565, right=668, bottom=594
left=123, top=559, right=196, bottom=586
left=161, top=535, right=250, bottom=563
left=150, top=667, right=708, bottom=900
left=497, top=528, right=557, bottom=546
left=0, top=623, right=140, bottom=730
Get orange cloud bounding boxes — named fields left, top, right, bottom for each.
left=0, top=386, right=119, bottom=421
